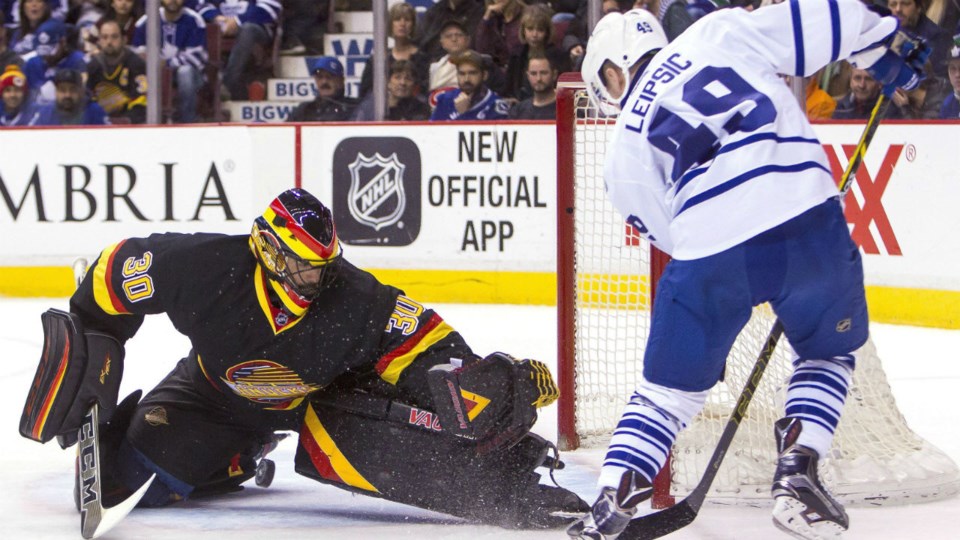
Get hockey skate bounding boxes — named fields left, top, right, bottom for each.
left=566, top=470, right=652, bottom=540
left=771, top=418, right=849, bottom=540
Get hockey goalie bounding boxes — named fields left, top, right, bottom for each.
left=19, top=188, right=588, bottom=533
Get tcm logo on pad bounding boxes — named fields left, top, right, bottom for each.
left=332, top=137, right=421, bottom=246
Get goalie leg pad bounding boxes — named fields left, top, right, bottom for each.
left=296, top=397, right=587, bottom=528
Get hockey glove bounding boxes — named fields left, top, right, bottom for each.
left=866, top=35, right=931, bottom=97
left=428, top=352, right=559, bottom=453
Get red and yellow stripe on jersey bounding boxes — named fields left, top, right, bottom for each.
left=91, top=240, right=132, bottom=315
left=28, top=333, right=73, bottom=440
left=263, top=202, right=341, bottom=264
left=253, top=265, right=309, bottom=335
left=299, top=403, right=378, bottom=492
left=375, top=313, right=454, bottom=385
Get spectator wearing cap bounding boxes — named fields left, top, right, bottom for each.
left=286, top=56, right=357, bottom=122
left=940, top=37, right=960, bottom=118
left=23, top=18, right=86, bottom=106
left=508, top=51, right=557, bottom=119
left=87, top=18, right=147, bottom=123
left=888, top=0, right=953, bottom=78
left=133, top=0, right=207, bottom=123
left=430, top=49, right=510, bottom=120
left=429, top=19, right=471, bottom=94
left=419, top=0, right=485, bottom=62
left=1, top=12, right=25, bottom=71
left=353, top=60, right=431, bottom=121
left=34, top=67, right=109, bottom=125
left=10, top=0, right=52, bottom=56
left=1, top=64, right=39, bottom=126
left=195, top=0, right=282, bottom=101
left=358, top=2, right=429, bottom=100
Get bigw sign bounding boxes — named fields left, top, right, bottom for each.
left=823, top=143, right=903, bottom=256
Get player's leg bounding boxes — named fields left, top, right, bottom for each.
left=768, top=198, right=869, bottom=538
left=296, top=391, right=588, bottom=529
left=569, top=250, right=755, bottom=539
left=106, top=358, right=277, bottom=507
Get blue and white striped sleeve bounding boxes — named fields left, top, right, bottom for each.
left=740, top=0, right=898, bottom=77
left=195, top=1, right=221, bottom=22
left=240, top=0, right=282, bottom=28
left=170, top=13, right=208, bottom=69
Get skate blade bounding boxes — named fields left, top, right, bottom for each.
left=772, top=496, right=846, bottom=540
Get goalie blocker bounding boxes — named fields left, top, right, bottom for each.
left=19, top=309, right=124, bottom=448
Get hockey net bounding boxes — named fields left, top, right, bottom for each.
left=555, top=75, right=960, bottom=507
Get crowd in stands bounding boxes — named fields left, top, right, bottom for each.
left=1, top=0, right=959, bottom=126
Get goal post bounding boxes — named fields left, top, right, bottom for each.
left=555, top=73, right=960, bottom=508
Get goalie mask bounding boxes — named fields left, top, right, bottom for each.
left=251, top=189, right=343, bottom=300
left=581, top=9, right=667, bottom=116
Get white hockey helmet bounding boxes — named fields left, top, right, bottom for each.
left=581, top=9, right=668, bottom=115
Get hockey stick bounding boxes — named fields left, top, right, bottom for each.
left=78, top=404, right=156, bottom=539
left=68, top=258, right=156, bottom=539
left=617, top=94, right=891, bottom=540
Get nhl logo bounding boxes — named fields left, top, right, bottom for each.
left=347, top=152, right=406, bottom=231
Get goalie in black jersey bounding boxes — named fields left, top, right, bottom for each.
left=19, top=188, right=587, bottom=529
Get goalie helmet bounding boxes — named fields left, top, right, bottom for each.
left=581, top=9, right=667, bottom=115
left=250, top=189, right=342, bottom=300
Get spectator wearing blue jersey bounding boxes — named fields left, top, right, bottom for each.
left=23, top=18, right=86, bottom=106
left=940, top=38, right=960, bottom=117
left=431, top=49, right=510, bottom=120
left=196, top=0, right=281, bottom=100
left=133, top=0, right=208, bottom=122
left=33, top=67, right=109, bottom=124
left=0, top=63, right=39, bottom=126
left=9, top=0, right=52, bottom=57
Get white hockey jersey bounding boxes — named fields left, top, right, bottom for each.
left=604, top=0, right=898, bottom=260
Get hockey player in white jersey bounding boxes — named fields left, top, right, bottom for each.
left=568, top=2, right=929, bottom=539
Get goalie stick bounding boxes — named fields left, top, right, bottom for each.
left=69, top=258, right=156, bottom=539
left=616, top=95, right=891, bottom=540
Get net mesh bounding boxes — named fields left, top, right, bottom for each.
left=567, top=87, right=960, bottom=506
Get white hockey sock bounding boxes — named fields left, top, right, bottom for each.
left=599, top=381, right=707, bottom=488
left=785, top=356, right=854, bottom=457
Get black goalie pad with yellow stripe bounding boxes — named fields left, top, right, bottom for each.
left=295, top=395, right=586, bottom=528
left=20, top=309, right=124, bottom=447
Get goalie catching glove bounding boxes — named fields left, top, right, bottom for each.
left=19, top=309, right=124, bottom=447
left=427, top=352, right=559, bottom=453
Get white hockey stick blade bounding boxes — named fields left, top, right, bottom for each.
left=77, top=404, right=156, bottom=539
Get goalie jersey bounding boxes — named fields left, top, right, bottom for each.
left=69, top=233, right=474, bottom=415
left=604, top=0, right=897, bottom=260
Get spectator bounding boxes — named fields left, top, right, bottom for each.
left=474, top=0, right=527, bottom=67
left=888, top=0, right=953, bottom=77
left=508, top=52, right=557, bottom=119
left=87, top=18, right=146, bottom=123
left=196, top=0, right=282, bottom=101
left=133, top=0, right=207, bottom=123
left=34, top=67, right=109, bottom=124
left=279, top=0, right=326, bottom=55
left=359, top=2, right=429, bottom=99
left=66, top=0, right=108, bottom=58
left=1, top=12, right=25, bottom=70
left=429, top=18, right=471, bottom=93
left=102, top=0, right=144, bottom=44
left=10, top=0, right=51, bottom=56
left=504, top=4, right=567, bottom=100
left=354, top=60, right=431, bottom=121
left=286, top=56, right=357, bottom=122
left=430, top=49, right=510, bottom=120
left=833, top=67, right=882, bottom=119
left=23, top=18, right=86, bottom=106
left=419, top=0, right=485, bottom=62
left=939, top=40, right=960, bottom=118
left=0, top=63, right=39, bottom=126
left=886, top=58, right=951, bottom=118
left=783, top=71, right=836, bottom=120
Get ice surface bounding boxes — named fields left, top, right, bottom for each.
left=3, top=298, right=958, bottom=539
